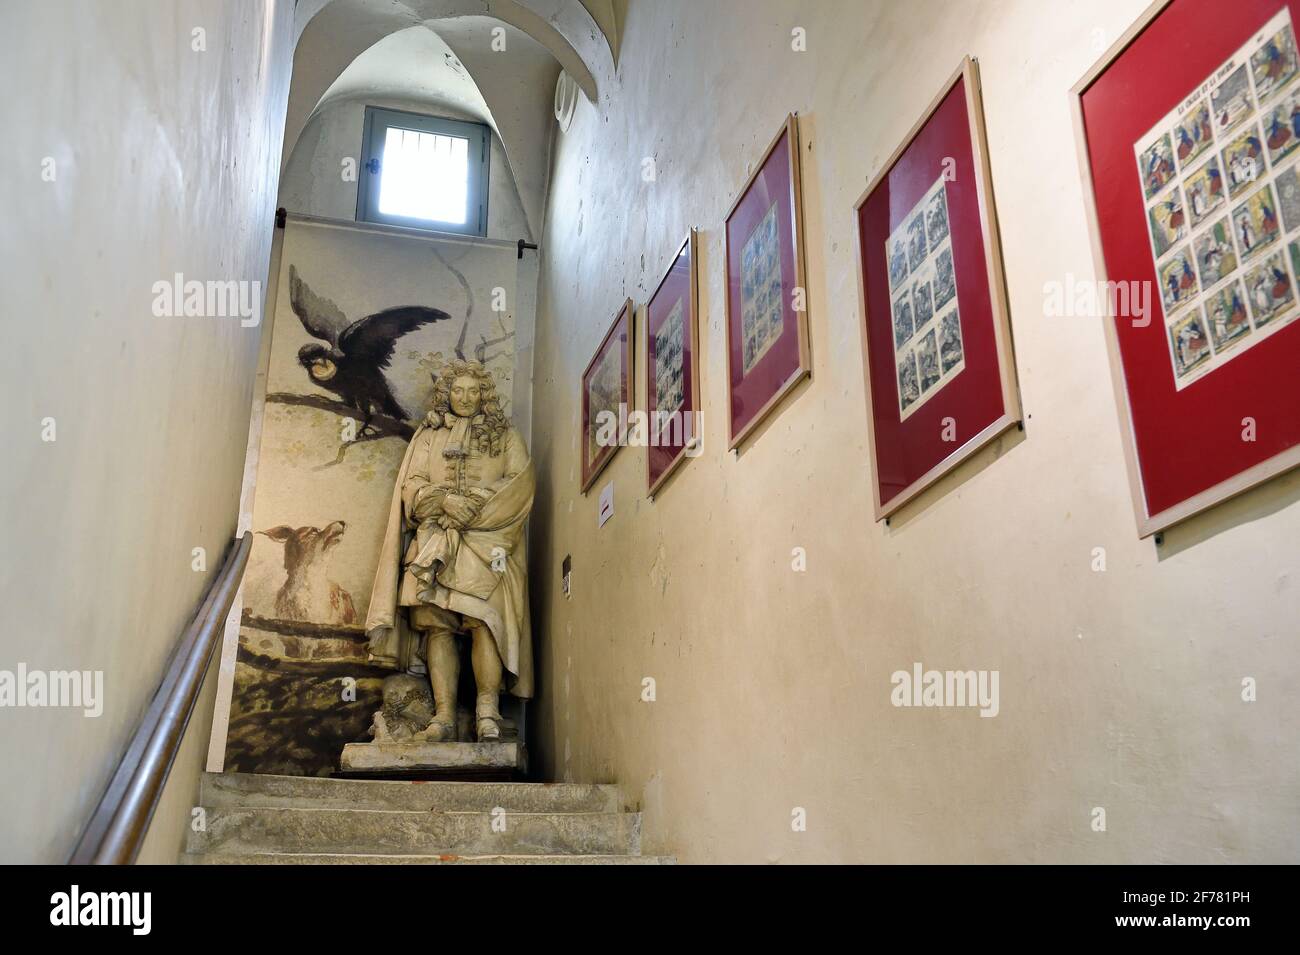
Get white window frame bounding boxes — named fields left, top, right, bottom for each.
left=356, top=106, right=490, bottom=236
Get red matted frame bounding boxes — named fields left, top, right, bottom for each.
left=645, top=230, right=701, bottom=497
left=854, top=57, right=1021, bottom=520
left=1073, top=0, right=1300, bottom=537
left=580, top=298, right=634, bottom=494
left=724, top=113, right=812, bottom=449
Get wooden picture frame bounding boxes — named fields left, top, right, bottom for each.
left=854, top=56, right=1021, bottom=521
left=645, top=230, right=702, bottom=498
left=580, top=298, right=635, bottom=494
left=723, top=113, right=812, bottom=450
left=1072, top=0, right=1300, bottom=537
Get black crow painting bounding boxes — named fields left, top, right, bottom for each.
left=288, top=265, right=450, bottom=432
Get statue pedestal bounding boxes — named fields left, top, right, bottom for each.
left=338, top=740, right=527, bottom=780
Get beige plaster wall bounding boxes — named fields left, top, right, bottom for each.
left=528, top=0, right=1300, bottom=863
left=0, top=0, right=293, bottom=862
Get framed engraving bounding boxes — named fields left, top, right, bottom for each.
left=645, top=230, right=701, bottom=496
left=854, top=56, right=1021, bottom=521
left=723, top=113, right=812, bottom=449
left=580, top=298, right=634, bottom=493
left=1073, top=0, right=1300, bottom=536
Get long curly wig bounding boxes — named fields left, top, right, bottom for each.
left=428, top=359, right=509, bottom=456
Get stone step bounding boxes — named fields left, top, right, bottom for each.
left=201, top=772, right=621, bottom=813
left=188, top=807, right=640, bottom=857
left=340, top=740, right=527, bottom=775
left=184, top=851, right=672, bottom=865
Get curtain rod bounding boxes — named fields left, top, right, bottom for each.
left=277, top=209, right=536, bottom=255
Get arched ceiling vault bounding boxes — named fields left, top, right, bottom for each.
left=284, top=0, right=617, bottom=240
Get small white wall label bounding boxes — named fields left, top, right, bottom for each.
left=598, top=480, right=614, bottom=527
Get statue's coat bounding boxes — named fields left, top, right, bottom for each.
left=365, top=412, right=534, bottom=697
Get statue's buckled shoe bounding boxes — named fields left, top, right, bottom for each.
left=475, top=692, right=501, bottom=741
left=422, top=716, right=457, bottom=742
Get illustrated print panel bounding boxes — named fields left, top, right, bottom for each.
left=1133, top=6, right=1300, bottom=390
left=885, top=175, right=962, bottom=420
left=740, top=201, right=785, bottom=375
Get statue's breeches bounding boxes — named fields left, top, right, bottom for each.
left=409, top=603, right=480, bottom=636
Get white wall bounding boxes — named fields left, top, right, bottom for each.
left=528, top=0, right=1300, bottom=863
left=0, top=0, right=293, bottom=863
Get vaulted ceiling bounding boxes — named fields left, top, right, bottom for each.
left=282, top=0, right=625, bottom=238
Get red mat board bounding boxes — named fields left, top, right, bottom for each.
left=1076, top=0, right=1300, bottom=534
left=855, top=58, right=1021, bottom=519
left=724, top=115, right=812, bottom=448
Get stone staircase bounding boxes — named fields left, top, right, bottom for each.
left=183, top=772, right=672, bottom=864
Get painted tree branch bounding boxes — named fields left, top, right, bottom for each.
left=312, top=428, right=396, bottom=471
left=432, top=246, right=474, bottom=361
left=265, top=391, right=415, bottom=469
left=265, top=392, right=414, bottom=439
left=475, top=328, right=515, bottom=364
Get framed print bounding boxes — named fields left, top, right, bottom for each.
left=854, top=56, right=1021, bottom=521
left=723, top=113, right=812, bottom=449
left=645, top=230, right=702, bottom=496
left=1074, top=0, right=1300, bottom=537
left=580, top=298, right=634, bottom=493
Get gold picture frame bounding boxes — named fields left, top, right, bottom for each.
left=853, top=56, right=1021, bottom=521
left=1071, top=0, right=1300, bottom=536
left=723, top=113, right=813, bottom=450
left=645, top=229, right=702, bottom=499
left=580, top=297, right=635, bottom=494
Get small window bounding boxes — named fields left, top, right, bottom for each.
left=357, top=107, right=489, bottom=235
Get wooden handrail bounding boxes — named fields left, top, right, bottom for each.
left=69, top=532, right=252, bottom=865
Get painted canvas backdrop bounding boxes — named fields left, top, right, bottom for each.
left=224, top=220, right=525, bottom=776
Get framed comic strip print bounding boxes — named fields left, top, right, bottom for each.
left=724, top=113, right=812, bottom=449
left=645, top=230, right=701, bottom=497
left=581, top=298, right=634, bottom=493
left=854, top=57, right=1021, bottom=521
left=1074, top=0, right=1300, bottom=536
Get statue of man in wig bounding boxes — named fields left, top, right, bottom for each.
left=365, top=359, right=533, bottom=741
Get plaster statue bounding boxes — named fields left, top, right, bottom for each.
left=365, top=360, right=534, bottom=742
left=369, top=673, right=436, bottom=741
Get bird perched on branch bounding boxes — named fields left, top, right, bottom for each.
left=288, top=265, right=449, bottom=433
